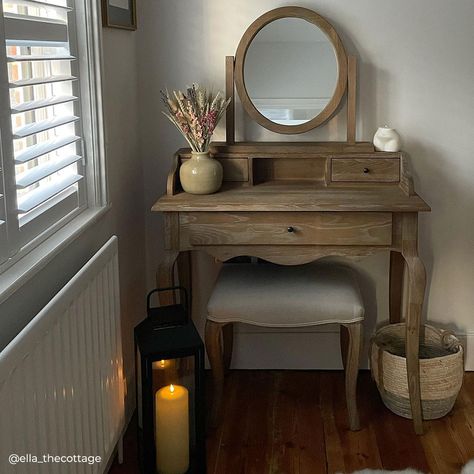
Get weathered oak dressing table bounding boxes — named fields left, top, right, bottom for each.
left=152, top=7, right=430, bottom=434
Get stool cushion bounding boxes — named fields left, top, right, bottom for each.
left=207, top=262, right=364, bottom=327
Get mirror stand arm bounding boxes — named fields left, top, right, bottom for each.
left=347, top=55, right=357, bottom=144
left=226, top=56, right=235, bottom=145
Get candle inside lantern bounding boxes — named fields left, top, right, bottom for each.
left=152, top=359, right=170, bottom=370
left=155, top=384, right=189, bottom=474
left=152, top=359, right=176, bottom=396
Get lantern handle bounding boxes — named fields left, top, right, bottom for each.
left=146, top=286, right=189, bottom=317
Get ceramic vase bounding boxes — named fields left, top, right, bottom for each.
left=179, top=151, right=223, bottom=195
left=373, top=126, right=401, bottom=152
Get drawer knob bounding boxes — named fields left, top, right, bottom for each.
left=363, top=167, right=370, bottom=174
left=287, top=226, right=295, bottom=233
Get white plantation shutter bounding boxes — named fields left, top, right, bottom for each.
left=0, top=0, right=105, bottom=267
left=0, top=133, right=9, bottom=264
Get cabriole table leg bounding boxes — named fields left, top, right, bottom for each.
left=389, top=250, right=405, bottom=324
left=402, top=213, right=427, bottom=435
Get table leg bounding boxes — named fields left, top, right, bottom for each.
left=156, top=250, right=179, bottom=305
left=389, top=250, right=405, bottom=324
left=401, top=214, right=427, bottom=435
left=177, top=251, right=192, bottom=317
left=205, top=320, right=225, bottom=428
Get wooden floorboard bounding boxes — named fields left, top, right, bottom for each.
left=320, top=372, right=346, bottom=474
left=368, top=372, right=429, bottom=472
left=109, top=370, right=474, bottom=474
left=243, top=371, right=273, bottom=474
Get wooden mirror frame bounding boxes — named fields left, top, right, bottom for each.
left=234, top=6, right=348, bottom=135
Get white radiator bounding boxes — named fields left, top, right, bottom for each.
left=0, top=236, right=125, bottom=473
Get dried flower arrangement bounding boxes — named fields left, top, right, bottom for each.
left=161, top=84, right=230, bottom=153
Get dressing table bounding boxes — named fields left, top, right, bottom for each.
left=152, top=7, right=430, bottom=434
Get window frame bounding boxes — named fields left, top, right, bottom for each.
left=0, top=0, right=107, bottom=276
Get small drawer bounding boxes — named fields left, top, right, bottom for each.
left=180, top=212, right=392, bottom=246
left=331, top=158, right=400, bottom=182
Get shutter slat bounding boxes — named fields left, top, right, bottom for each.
left=5, top=0, right=72, bottom=12
left=17, top=174, right=82, bottom=213
left=15, top=135, right=80, bottom=163
left=7, top=54, right=75, bottom=62
left=16, top=154, right=81, bottom=188
left=4, top=16, right=68, bottom=44
left=18, top=186, right=77, bottom=227
left=11, top=95, right=78, bottom=113
left=13, top=115, right=79, bottom=138
left=4, top=12, right=66, bottom=26
left=10, top=74, right=76, bottom=88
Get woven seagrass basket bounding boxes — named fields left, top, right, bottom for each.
left=370, top=323, right=464, bottom=420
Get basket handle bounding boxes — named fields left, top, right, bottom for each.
left=440, top=329, right=463, bottom=353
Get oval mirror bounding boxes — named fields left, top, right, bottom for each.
left=234, top=7, right=347, bottom=134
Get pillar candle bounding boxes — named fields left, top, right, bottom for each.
left=155, top=384, right=189, bottom=474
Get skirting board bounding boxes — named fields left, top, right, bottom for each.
left=228, top=329, right=474, bottom=370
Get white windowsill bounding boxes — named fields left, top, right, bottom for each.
left=0, top=205, right=111, bottom=305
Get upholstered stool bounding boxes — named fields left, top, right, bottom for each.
left=205, top=261, right=364, bottom=430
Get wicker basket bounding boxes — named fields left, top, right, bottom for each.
left=370, top=323, right=464, bottom=420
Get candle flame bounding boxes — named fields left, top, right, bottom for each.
left=170, top=384, right=175, bottom=393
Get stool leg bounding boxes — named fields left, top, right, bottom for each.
left=342, top=322, right=362, bottom=431
left=205, top=320, right=225, bottom=428
left=340, top=325, right=349, bottom=370
left=223, top=323, right=234, bottom=372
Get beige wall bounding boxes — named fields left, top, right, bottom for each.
left=138, top=0, right=474, bottom=368
left=0, top=28, right=146, bottom=417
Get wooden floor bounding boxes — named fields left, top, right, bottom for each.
left=110, top=370, right=474, bottom=474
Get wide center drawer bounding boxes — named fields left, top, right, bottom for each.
left=180, top=212, right=392, bottom=246
left=331, top=158, right=400, bottom=182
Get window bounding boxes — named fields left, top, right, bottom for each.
left=0, top=0, right=106, bottom=271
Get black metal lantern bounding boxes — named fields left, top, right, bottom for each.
left=135, top=287, right=206, bottom=474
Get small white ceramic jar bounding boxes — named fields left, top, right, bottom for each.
left=373, top=126, right=401, bottom=152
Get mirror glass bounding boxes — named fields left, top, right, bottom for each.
left=244, top=18, right=338, bottom=126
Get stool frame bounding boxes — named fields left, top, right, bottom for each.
left=205, top=319, right=362, bottom=431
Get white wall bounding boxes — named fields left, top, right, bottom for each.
left=0, top=27, right=146, bottom=417
left=137, top=0, right=474, bottom=368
